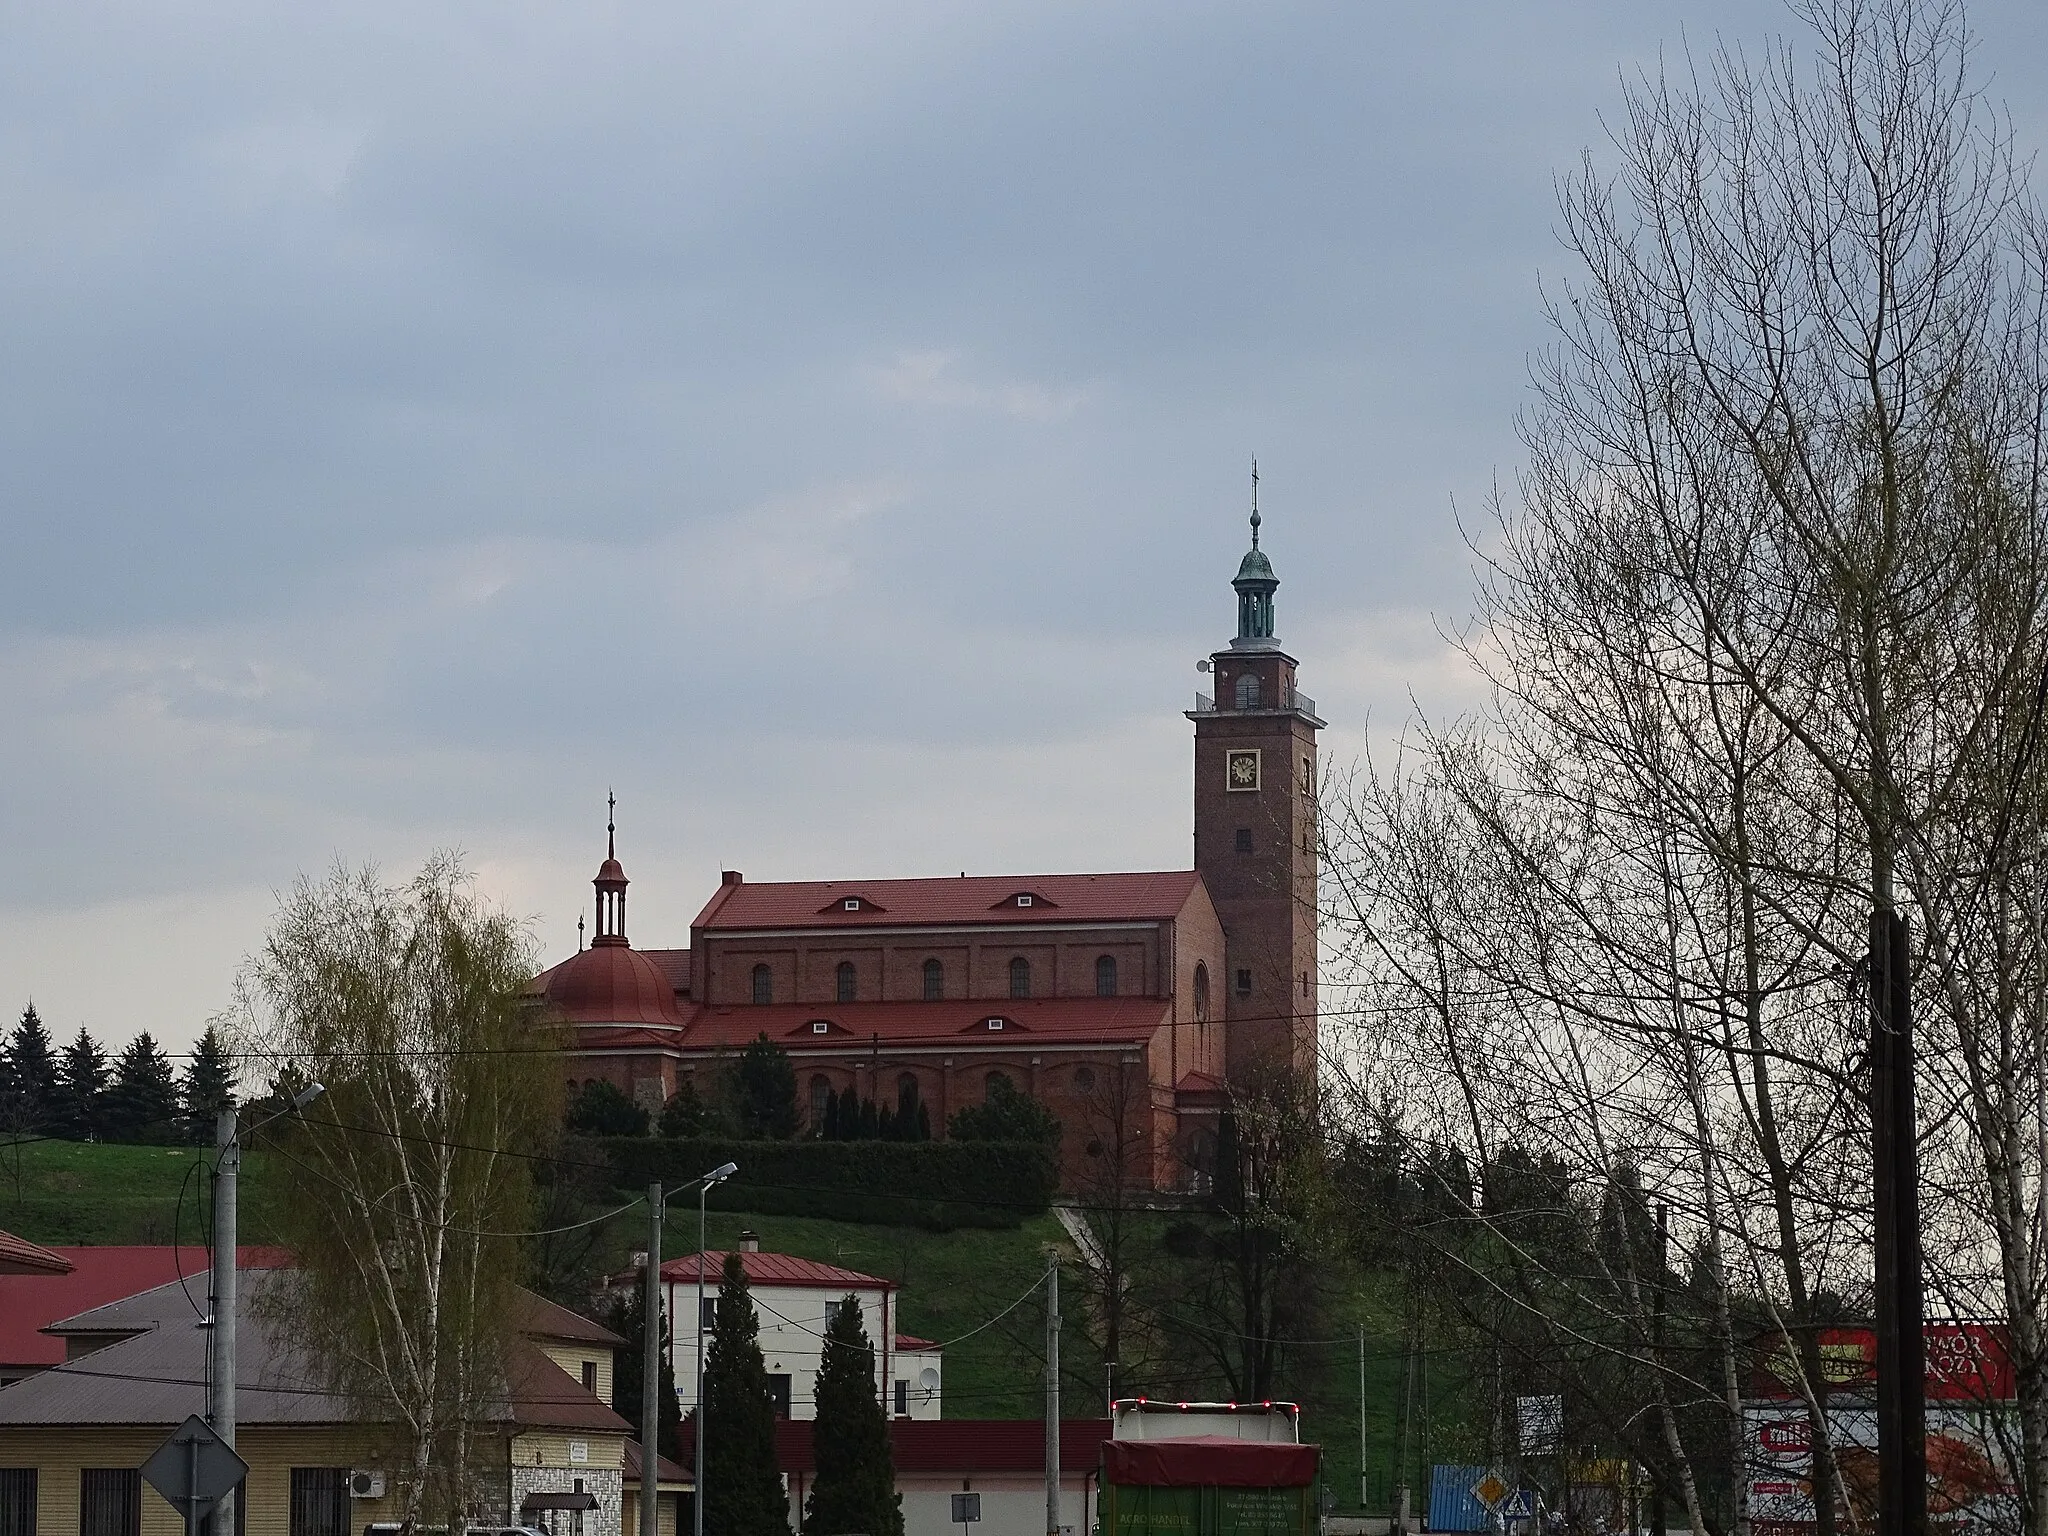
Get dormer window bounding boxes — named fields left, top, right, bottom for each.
left=1016, top=894, right=1033, bottom=907
left=843, top=898, right=861, bottom=910
left=986, top=1017, right=1005, bottom=1030
left=811, top=1020, right=830, bottom=1035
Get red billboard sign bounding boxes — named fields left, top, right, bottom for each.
left=1753, top=1325, right=2014, bottom=1403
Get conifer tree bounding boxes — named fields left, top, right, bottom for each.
left=598, top=1294, right=684, bottom=1461
left=104, top=1032, right=181, bottom=1143
left=700, top=1253, right=790, bottom=1536
left=732, top=1033, right=798, bottom=1140
left=656, top=1081, right=710, bottom=1139
left=49, top=1027, right=109, bottom=1141
left=821, top=1088, right=842, bottom=1140
left=805, top=1295, right=902, bottom=1536
left=180, top=1025, right=238, bottom=1144
left=1, top=1004, right=58, bottom=1133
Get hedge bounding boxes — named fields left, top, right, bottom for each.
left=594, top=1136, right=1058, bottom=1231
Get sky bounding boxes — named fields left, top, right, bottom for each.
left=5, top=0, right=2047, bottom=1063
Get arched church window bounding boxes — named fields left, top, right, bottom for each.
left=810, top=1075, right=830, bottom=1133
left=836, top=961, right=857, bottom=1003
left=1194, top=962, right=1210, bottom=1023
left=1073, top=1065, right=1096, bottom=1093
left=1008, top=957, right=1031, bottom=998
left=897, top=1073, right=919, bottom=1117
left=1234, top=672, right=1262, bottom=710
left=923, top=958, right=944, bottom=1000
left=1095, top=955, right=1118, bottom=997
left=752, top=964, right=773, bottom=1005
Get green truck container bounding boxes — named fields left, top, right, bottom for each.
left=1098, top=1435, right=1321, bottom=1536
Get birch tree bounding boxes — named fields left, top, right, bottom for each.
left=229, top=855, right=563, bottom=1530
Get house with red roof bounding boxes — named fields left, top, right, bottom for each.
left=604, top=1232, right=939, bottom=1426
left=533, top=515, right=1325, bottom=1191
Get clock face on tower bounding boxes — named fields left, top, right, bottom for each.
left=1227, top=750, right=1261, bottom=791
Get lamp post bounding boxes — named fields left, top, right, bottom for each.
left=693, top=1162, right=738, bottom=1536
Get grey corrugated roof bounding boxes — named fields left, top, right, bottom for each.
left=0, top=1272, right=356, bottom=1426
left=0, top=1270, right=625, bottom=1432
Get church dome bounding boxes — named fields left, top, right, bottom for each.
left=597, top=857, right=626, bottom=883
left=541, top=944, right=683, bottom=1028
left=1234, top=547, right=1275, bottom=585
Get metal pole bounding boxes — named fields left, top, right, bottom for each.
left=1046, top=1253, right=1061, bottom=1536
left=1871, top=909, right=1926, bottom=1536
left=209, top=1109, right=238, bottom=1536
left=1359, top=1327, right=1368, bottom=1513
left=641, top=1183, right=663, bottom=1536
left=694, top=1182, right=710, bottom=1536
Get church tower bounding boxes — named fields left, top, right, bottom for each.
left=1189, top=473, right=1322, bottom=1081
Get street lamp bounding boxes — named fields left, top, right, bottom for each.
left=693, top=1162, right=738, bottom=1536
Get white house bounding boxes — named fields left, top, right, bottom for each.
left=615, top=1233, right=942, bottom=1422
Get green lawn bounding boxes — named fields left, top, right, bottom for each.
left=0, top=1138, right=283, bottom=1246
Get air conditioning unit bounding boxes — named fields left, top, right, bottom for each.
left=349, top=1472, right=387, bottom=1500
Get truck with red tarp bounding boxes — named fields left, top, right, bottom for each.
left=1099, top=1401, right=1322, bottom=1536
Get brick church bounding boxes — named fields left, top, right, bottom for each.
left=534, top=506, right=1321, bottom=1189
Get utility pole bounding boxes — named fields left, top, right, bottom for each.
left=1358, top=1327, right=1368, bottom=1514
left=1871, top=910, right=1926, bottom=1536
left=208, top=1081, right=323, bottom=1536
left=1651, top=1203, right=1667, bottom=1536
left=208, top=1111, right=238, bottom=1536
left=1045, top=1253, right=1061, bottom=1536
left=641, top=1183, right=663, bottom=1536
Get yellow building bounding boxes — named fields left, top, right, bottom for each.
left=0, top=1268, right=685, bottom=1536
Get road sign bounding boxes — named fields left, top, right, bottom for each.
left=1501, top=1492, right=1534, bottom=1519
left=1471, top=1473, right=1511, bottom=1510
left=950, top=1493, right=982, bottom=1524
left=141, top=1415, right=248, bottom=1527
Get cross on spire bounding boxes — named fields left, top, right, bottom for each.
left=1250, top=456, right=1261, bottom=548
left=607, top=789, right=616, bottom=860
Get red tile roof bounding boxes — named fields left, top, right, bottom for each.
left=681, top=996, right=1172, bottom=1050
left=640, top=949, right=691, bottom=993
left=895, top=1333, right=938, bottom=1352
left=0, top=1228, right=71, bottom=1276
left=0, top=1246, right=289, bottom=1371
left=775, top=1418, right=1113, bottom=1475
left=693, top=872, right=1202, bottom=932
left=655, top=1250, right=894, bottom=1291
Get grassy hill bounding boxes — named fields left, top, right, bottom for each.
left=0, top=1139, right=1454, bottom=1509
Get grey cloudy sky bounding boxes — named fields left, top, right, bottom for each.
left=6, top=0, right=2046, bottom=1060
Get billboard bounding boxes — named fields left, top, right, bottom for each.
left=1752, top=1325, right=2014, bottom=1404
left=1743, top=1402, right=2019, bottom=1536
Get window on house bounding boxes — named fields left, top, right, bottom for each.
left=79, top=1471, right=139, bottom=1536
left=1235, top=968, right=1253, bottom=996
left=986, top=1017, right=1004, bottom=1030
left=0, top=1471, right=34, bottom=1536
left=582, top=1359, right=598, bottom=1393
left=810, top=1075, right=830, bottom=1131
left=1194, top=963, right=1210, bottom=1023
left=1009, top=957, right=1031, bottom=998
left=894, top=1379, right=910, bottom=1415
left=287, top=1470, right=350, bottom=1536
left=843, top=897, right=861, bottom=910
left=836, top=961, right=857, bottom=1003
left=897, top=1073, right=919, bottom=1118
left=1073, top=1065, right=1096, bottom=1093
left=1234, top=673, right=1262, bottom=709
left=751, top=964, right=773, bottom=1005
left=1234, top=827, right=1253, bottom=855
left=811, top=1019, right=829, bottom=1034
left=701, top=1298, right=718, bottom=1330
left=923, top=958, right=944, bottom=1000
left=1016, top=894, right=1033, bottom=907
left=986, top=1071, right=1011, bottom=1102
left=769, top=1374, right=793, bottom=1418
left=1095, top=955, right=1117, bottom=997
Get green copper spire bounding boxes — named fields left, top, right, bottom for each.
left=1232, top=457, right=1277, bottom=644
